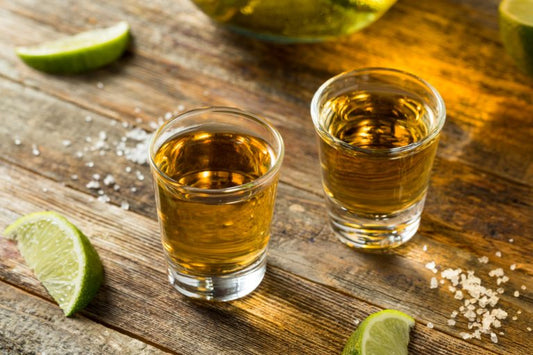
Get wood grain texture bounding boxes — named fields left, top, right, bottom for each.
left=0, top=164, right=505, bottom=355
left=0, top=282, right=165, bottom=355
left=0, top=0, right=531, bottom=353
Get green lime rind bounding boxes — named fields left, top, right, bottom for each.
left=342, top=309, right=415, bottom=355
left=499, top=0, right=533, bottom=75
left=15, top=21, right=130, bottom=74
left=4, top=211, right=103, bottom=316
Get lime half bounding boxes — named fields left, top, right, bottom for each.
left=499, top=0, right=533, bottom=75
left=16, top=21, right=130, bottom=74
left=3, top=211, right=103, bottom=316
left=342, top=309, right=415, bottom=355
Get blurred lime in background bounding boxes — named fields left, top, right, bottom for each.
left=190, top=0, right=397, bottom=42
left=499, top=0, right=533, bottom=75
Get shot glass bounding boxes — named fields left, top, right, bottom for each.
left=149, top=107, right=284, bottom=301
left=310, top=68, right=446, bottom=250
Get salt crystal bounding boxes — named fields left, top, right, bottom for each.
left=125, top=166, right=132, bottom=173
left=103, top=174, right=115, bottom=186
left=430, top=277, right=438, bottom=289
left=97, top=189, right=104, bottom=196
left=92, top=173, right=101, bottom=180
left=450, top=311, right=458, bottom=318
left=122, top=121, right=129, bottom=128
left=70, top=174, right=78, bottom=180
left=164, top=112, right=172, bottom=120
left=110, top=119, right=117, bottom=126
left=134, top=107, right=142, bottom=113
left=86, top=161, right=94, bottom=168
left=135, top=117, right=142, bottom=124
left=86, top=181, right=100, bottom=189
left=42, top=187, right=48, bottom=192
left=454, top=290, right=464, bottom=300
left=510, top=264, right=516, bottom=271
left=149, top=121, right=159, bottom=130
left=513, top=291, right=520, bottom=297
left=495, top=251, right=502, bottom=258
left=425, top=261, right=438, bottom=273
left=85, top=136, right=92, bottom=143
left=490, top=333, right=498, bottom=343
left=14, top=137, right=22, bottom=145
left=120, top=201, right=130, bottom=210
left=96, top=82, right=104, bottom=89
left=512, top=316, right=518, bottom=321
left=449, top=286, right=456, bottom=293
left=113, top=184, right=120, bottom=191
left=136, top=170, right=145, bottom=181
left=527, top=327, right=532, bottom=332
left=489, top=268, right=504, bottom=277
left=423, top=245, right=428, bottom=252
left=75, top=151, right=84, bottom=158
left=477, top=256, right=489, bottom=264
left=426, top=322, right=434, bottom=329
left=62, top=139, right=72, bottom=147
left=97, top=195, right=110, bottom=203
left=447, top=319, right=456, bottom=326
left=508, top=238, right=514, bottom=243
left=99, top=131, right=107, bottom=141
left=130, top=187, right=137, bottom=193
left=177, top=104, right=185, bottom=111
left=353, top=319, right=360, bottom=326
left=85, top=115, right=92, bottom=122
left=31, top=144, right=40, bottom=156
left=521, top=285, right=526, bottom=290
left=517, top=310, right=522, bottom=315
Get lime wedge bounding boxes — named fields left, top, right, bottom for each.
left=342, top=309, right=415, bottom=355
left=3, top=211, right=104, bottom=316
left=16, top=21, right=130, bottom=74
left=499, top=0, right=533, bottom=75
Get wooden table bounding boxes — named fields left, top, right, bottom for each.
left=1, top=0, right=531, bottom=353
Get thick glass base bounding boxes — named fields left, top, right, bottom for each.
left=167, top=252, right=267, bottom=302
left=327, top=196, right=425, bottom=250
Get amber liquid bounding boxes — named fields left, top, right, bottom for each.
left=152, top=130, right=278, bottom=276
left=319, top=90, right=439, bottom=215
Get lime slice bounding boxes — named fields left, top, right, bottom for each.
left=342, top=309, right=415, bottom=355
left=3, top=211, right=104, bottom=316
left=499, top=0, right=533, bottom=75
left=15, top=21, right=130, bottom=74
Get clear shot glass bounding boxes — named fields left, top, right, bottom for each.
left=149, top=107, right=284, bottom=301
left=311, top=68, right=446, bottom=250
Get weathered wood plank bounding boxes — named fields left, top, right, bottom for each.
left=0, top=0, right=531, bottom=185
left=0, top=158, right=530, bottom=353
left=0, top=281, right=166, bottom=355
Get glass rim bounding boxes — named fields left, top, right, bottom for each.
left=148, top=106, right=284, bottom=195
left=310, top=67, right=446, bottom=155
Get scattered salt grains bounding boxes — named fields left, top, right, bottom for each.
left=425, top=261, right=438, bottom=273
left=97, top=195, right=110, bottom=203
left=135, top=170, right=145, bottom=181
left=478, top=256, right=489, bottom=264
left=430, top=277, right=439, bottom=289
left=31, top=144, right=40, bottom=156
left=86, top=181, right=100, bottom=189
left=103, top=174, right=115, bottom=186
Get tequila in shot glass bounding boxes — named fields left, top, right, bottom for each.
left=311, top=68, right=446, bottom=249
left=149, top=107, right=284, bottom=301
